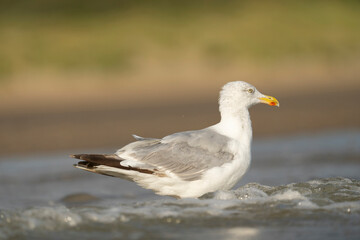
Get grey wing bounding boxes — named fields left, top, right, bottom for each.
left=119, top=129, right=234, bottom=181
left=143, top=142, right=234, bottom=181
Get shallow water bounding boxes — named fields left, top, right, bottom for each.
left=0, top=130, right=359, bottom=240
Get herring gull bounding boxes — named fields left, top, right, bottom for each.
left=71, top=81, right=279, bottom=198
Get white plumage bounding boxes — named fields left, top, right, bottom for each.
left=72, top=81, right=279, bottom=198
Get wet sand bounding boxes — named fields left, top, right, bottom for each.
left=0, top=87, right=359, bottom=156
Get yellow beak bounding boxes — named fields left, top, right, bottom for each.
left=259, top=95, right=280, bottom=107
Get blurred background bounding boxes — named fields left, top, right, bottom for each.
left=0, top=0, right=359, bottom=156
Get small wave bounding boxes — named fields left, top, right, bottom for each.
left=1, top=177, right=359, bottom=239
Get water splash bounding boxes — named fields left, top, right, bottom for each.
left=1, top=177, right=359, bottom=239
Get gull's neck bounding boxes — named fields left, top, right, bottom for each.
left=213, top=108, right=252, bottom=142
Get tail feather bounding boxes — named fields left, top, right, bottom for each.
left=71, top=153, right=155, bottom=175
left=71, top=154, right=123, bottom=168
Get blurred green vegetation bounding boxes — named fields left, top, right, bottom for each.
left=0, top=0, right=359, bottom=78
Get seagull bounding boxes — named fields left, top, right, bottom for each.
left=71, top=81, right=279, bottom=198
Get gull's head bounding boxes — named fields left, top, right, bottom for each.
left=219, top=81, right=279, bottom=113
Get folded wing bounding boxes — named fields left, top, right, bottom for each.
left=115, top=129, right=235, bottom=181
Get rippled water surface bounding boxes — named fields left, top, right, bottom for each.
left=0, top=130, right=359, bottom=240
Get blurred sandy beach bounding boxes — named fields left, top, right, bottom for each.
left=0, top=78, right=359, bottom=156
left=0, top=0, right=359, bottom=155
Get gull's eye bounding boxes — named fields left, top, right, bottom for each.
left=247, top=88, right=254, bottom=94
